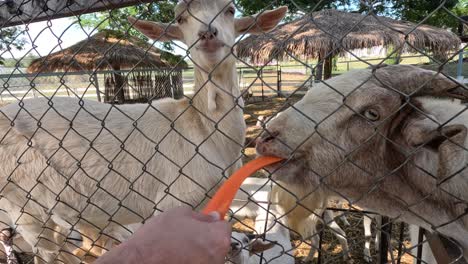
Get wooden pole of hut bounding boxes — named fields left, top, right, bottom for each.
left=316, top=54, right=324, bottom=81
left=112, top=64, right=126, bottom=104
left=324, top=56, right=333, bottom=80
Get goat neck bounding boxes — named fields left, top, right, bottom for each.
left=192, top=60, right=242, bottom=118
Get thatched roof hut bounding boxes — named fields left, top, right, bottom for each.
left=27, top=30, right=169, bottom=73
left=237, top=9, right=461, bottom=79
left=27, top=30, right=184, bottom=104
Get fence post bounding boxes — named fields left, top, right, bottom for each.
left=317, top=212, right=324, bottom=264
left=32, top=87, right=37, bottom=98
left=239, top=68, right=243, bottom=94
left=277, top=65, right=281, bottom=97
left=396, top=222, right=405, bottom=264
left=416, top=227, right=425, bottom=264
left=93, top=72, right=102, bottom=102
left=170, top=72, right=175, bottom=99
left=457, top=50, right=464, bottom=81
left=261, top=68, right=264, bottom=101
left=378, top=216, right=392, bottom=264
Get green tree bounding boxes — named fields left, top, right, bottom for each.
left=389, top=0, right=462, bottom=31
left=2, top=54, right=38, bottom=68
left=79, top=1, right=178, bottom=50
left=0, top=27, right=26, bottom=65
left=236, top=0, right=351, bottom=19
left=237, top=0, right=464, bottom=31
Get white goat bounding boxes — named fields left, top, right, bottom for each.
left=230, top=178, right=296, bottom=264
left=231, top=177, right=351, bottom=263
left=227, top=232, right=275, bottom=264
left=270, top=183, right=352, bottom=263
left=256, top=65, right=468, bottom=261
left=0, top=1, right=287, bottom=263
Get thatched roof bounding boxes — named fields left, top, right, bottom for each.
left=236, top=9, right=461, bottom=64
left=27, top=30, right=170, bottom=73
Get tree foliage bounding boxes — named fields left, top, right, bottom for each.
left=0, top=27, right=26, bottom=65
left=79, top=1, right=178, bottom=50
left=77, top=0, right=466, bottom=63
left=235, top=0, right=350, bottom=18
left=238, top=0, right=464, bottom=31
left=390, top=0, right=462, bottom=31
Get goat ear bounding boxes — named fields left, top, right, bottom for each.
left=403, top=115, right=467, bottom=183
left=128, top=17, right=183, bottom=41
left=249, top=240, right=275, bottom=255
left=235, top=6, right=288, bottom=36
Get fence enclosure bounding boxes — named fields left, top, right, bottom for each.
left=0, top=0, right=467, bottom=264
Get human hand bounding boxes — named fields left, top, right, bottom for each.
left=96, top=206, right=231, bottom=264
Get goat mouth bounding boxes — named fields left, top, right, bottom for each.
left=261, top=153, right=306, bottom=175
left=196, top=41, right=226, bottom=53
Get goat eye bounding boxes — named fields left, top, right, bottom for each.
left=363, top=108, right=380, bottom=121
left=226, top=7, right=235, bottom=16
left=177, top=16, right=186, bottom=24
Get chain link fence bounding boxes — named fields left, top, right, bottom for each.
left=0, top=0, right=467, bottom=263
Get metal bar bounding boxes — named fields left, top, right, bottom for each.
left=0, top=67, right=184, bottom=79
left=317, top=212, right=324, bottom=264
left=457, top=50, right=465, bottom=80
left=335, top=54, right=453, bottom=65
left=1, top=0, right=158, bottom=28
left=416, top=228, right=425, bottom=264
left=94, top=73, right=102, bottom=103
left=261, top=70, right=264, bottom=101
left=396, top=222, right=405, bottom=264
left=379, top=216, right=391, bottom=264
left=277, top=65, right=281, bottom=97
left=258, top=181, right=274, bottom=264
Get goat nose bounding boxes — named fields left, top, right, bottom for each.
left=231, top=242, right=240, bottom=249
left=198, top=26, right=218, bottom=40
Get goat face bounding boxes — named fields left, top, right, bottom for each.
left=129, top=0, right=287, bottom=71
left=256, top=67, right=405, bottom=188
left=256, top=65, right=468, bottom=223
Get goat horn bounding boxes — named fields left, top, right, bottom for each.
left=373, top=65, right=468, bottom=101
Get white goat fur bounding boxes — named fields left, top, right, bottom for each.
left=227, top=232, right=277, bottom=264
left=230, top=178, right=295, bottom=264
left=0, top=1, right=288, bottom=262
left=231, top=177, right=351, bottom=263
left=256, top=65, right=468, bottom=260
left=270, top=183, right=351, bottom=262
left=0, top=73, right=243, bottom=263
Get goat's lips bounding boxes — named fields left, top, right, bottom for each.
left=196, top=40, right=225, bottom=53
left=262, top=156, right=306, bottom=182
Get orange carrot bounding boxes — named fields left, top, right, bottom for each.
left=202, top=156, right=284, bottom=218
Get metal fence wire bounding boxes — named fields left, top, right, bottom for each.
left=0, top=0, right=467, bottom=263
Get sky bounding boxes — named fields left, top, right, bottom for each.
left=6, top=18, right=90, bottom=59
